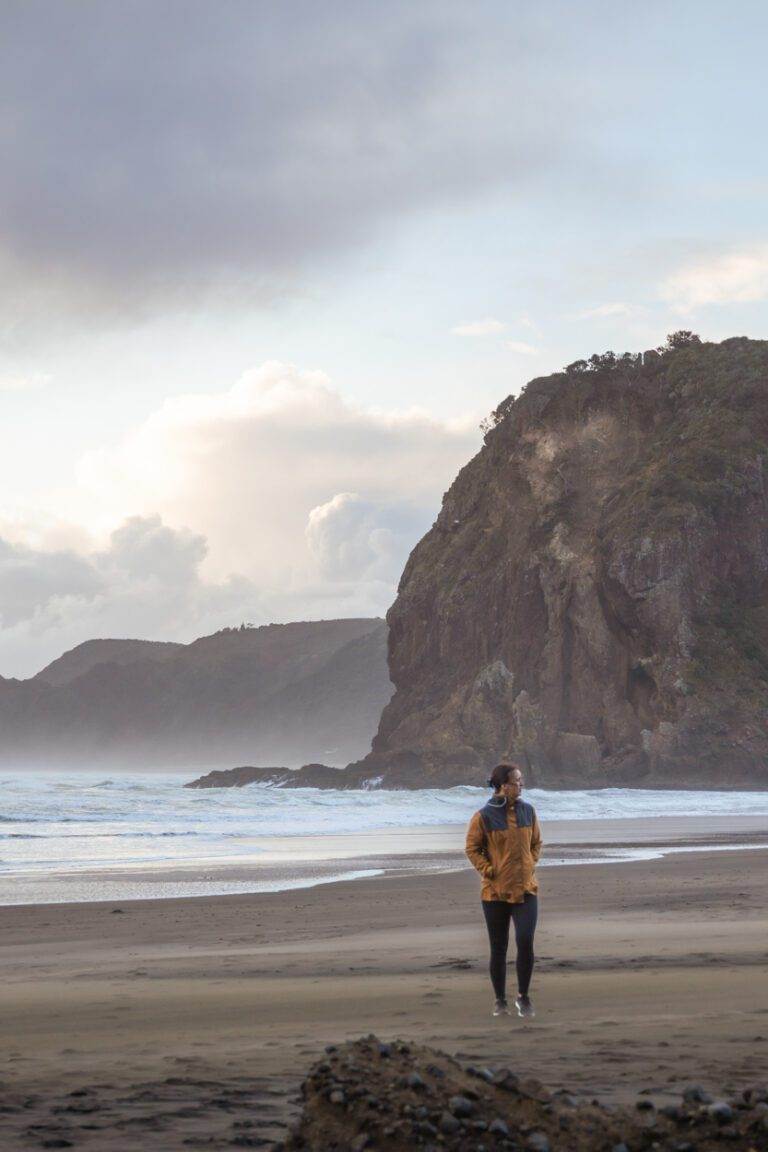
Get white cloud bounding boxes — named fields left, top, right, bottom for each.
left=0, top=372, right=51, bottom=391
left=578, top=302, right=635, bottom=318
left=1, top=363, right=479, bottom=676
left=69, top=361, right=478, bottom=584
left=518, top=315, right=542, bottom=335
left=660, top=247, right=768, bottom=311
left=452, top=318, right=508, bottom=336
left=504, top=341, right=539, bottom=356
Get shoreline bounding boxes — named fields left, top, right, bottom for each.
left=2, top=812, right=768, bottom=906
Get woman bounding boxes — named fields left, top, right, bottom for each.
left=465, top=762, right=542, bottom=1018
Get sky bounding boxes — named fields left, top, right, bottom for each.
left=1, top=0, right=768, bottom=677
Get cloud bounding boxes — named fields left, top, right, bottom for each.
left=0, top=514, right=288, bottom=679
left=452, top=318, right=508, bottom=337
left=0, top=363, right=479, bottom=676
left=306, top=492, right=423, bottom=583
left=0, top=537, right=104, bottom=630
left=504, top=341, right=539, bottom=356
left=660, top=247, right=768, bottom=311
left=518, top=315, right=542, bottom=336
left=578, top=302, right=636, bottom=319
left=70, top=361, right=479, bottom=584
left=0, top=2, right=623, bottom=335
left=0, top=515, right=253, bottom=677
left=0, top=373, right=51, bottom=391
left=100, top=515, right=208, bottom=585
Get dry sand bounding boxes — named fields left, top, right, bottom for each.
left=1, top=831, right=767, bottom=1149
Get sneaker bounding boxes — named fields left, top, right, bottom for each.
left=515, top=994, right=535, bottom=1018
left=493, top=998, right=510, bottom=1017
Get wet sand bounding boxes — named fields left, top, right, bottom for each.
left=1, top=835, right=767, bottom=1148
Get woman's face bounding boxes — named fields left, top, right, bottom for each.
left=500, top=769, right=523, bottom=801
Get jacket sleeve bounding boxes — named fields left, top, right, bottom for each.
left=465, top=812, right=494, bottom=879
left=530, top=811, right=543, bottom=864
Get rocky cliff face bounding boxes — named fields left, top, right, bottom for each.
left=355, top=337, right=768, bottom=788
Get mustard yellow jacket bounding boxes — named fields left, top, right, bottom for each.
left=465, top=797, right=542, bottom=903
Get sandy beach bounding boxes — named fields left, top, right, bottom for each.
left=1, top=822, right=767, bottom=1149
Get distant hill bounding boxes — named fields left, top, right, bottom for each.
left=34, top=638, right=183, bottom=687
left=0, top=619, right=392, bottom=769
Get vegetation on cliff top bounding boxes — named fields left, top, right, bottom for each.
left=484, top=333, right=768, bottom=530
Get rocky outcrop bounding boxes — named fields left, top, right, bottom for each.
left=0, top=619, right=392, bottom=769
left=185, top=762, right=374, bottom=789
left=286, top=1034, right=768, bottom=1151
left=354, top=337, right=768, bottom=787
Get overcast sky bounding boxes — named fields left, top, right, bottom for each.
left=1, top=1, right=767, bottom=676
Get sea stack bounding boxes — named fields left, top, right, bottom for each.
left=354, top=335, right=768, bottom=788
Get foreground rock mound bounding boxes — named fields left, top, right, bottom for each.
left=286, top=1035, right=768, bottom=1152
left=356, top=336, right=768, bottom=787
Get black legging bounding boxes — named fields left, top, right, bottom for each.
left=481, top=893, right=538, bottom=1000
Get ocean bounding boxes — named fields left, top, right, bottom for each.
left=2, top=770, right=768, bottom=905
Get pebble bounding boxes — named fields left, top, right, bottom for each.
left=636, top=1099, right=655, bottom=1112
left=349, top=1136, right=369, bottom=1152
left=377, top=1043, right=391, bottom=1059
left=611, top=1144, right=630, bottom=1152
left=526, top=1132, right=550, bottom=1152
left=467, top=1066, right=495, bottom=1083
left=449, top=1094, right=475, bottom=1118
left=329, top=1089, right=346, bottom=1106
left=707, top=1101, right=733, bottom=1124
left=682, top=1085, right=713, bottom=1105
left=493, top=1069, right=520, bottom=1090
left=440, top=1111, right=461, bottom=1134
left=557, top=1093, right=579, bottom=1108
left=406, top=1072, right=427, bottom=1091
left=489, top=1118, right=510, bottom=1136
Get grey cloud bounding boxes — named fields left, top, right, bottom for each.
left=0, top=537, right=104, bottom=628
left=0, top=516, right=258, bottom=677
left=0, top=516, right=207, bottom=633
left=0, top=1, right=629, bottom=329
left=306, top=492, right=426, bottom=583
left=103, top=515, right=208, bottom=584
